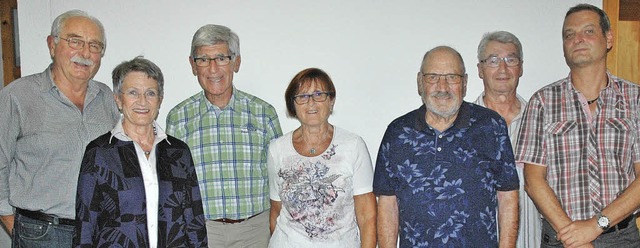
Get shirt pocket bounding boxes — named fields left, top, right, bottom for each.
left=545, top=120, right=577, bottom=136
left=604, top=118, right=636, bottom=168
left=234, top=124, right=269, bottom=175
left=544, top=121, right=580, bottom=163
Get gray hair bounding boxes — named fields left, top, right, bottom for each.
left=112, top=56, right=164, bottom=97
left=51, top=9, right=106, bottom=55
left=477, top=31, right=523, bottom=61
left=420, top=45, right=466, bottom=74
left=191, top=24, right=240, bottom=60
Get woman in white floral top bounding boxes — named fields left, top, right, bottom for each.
left=267, top=68, right=376, bottom=248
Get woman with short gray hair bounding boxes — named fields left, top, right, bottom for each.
left=74, top=57, right=207, bottom=247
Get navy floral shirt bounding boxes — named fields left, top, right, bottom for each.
left=373, top=102, right=519, bottom=248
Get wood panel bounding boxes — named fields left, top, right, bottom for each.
left=604, top=0, right=640, bottom=233
left=620, top=0, right=640, bottom=21
left=616, top=21, right=639, bottom=83
left=1, top=0, right=19, bottom=86
left=604, top=0, right=640, bottom=84
left=604, top=0, right=620, bottom=76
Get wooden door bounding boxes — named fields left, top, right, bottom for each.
left=604, top=0, right=640, bottom=84
left=1, top=0, right=19, bottom=86
left=604, top=0, right=640, bottom=233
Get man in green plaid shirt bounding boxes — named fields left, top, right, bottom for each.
left=166, top=24, right=282, bottom=248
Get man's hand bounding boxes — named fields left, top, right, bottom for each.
left=0, top=215, right=14, bottom=235
left=557, top=218, right=601, bottom=248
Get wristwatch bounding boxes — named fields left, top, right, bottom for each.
left=596, top=213, right=610, bottom=230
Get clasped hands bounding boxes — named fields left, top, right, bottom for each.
left=556, top=218, right=603, bottom=248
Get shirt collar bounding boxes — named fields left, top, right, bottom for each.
left=473, top=91, right=528, bottom=118
left=41, top=64, right=104, bottom=100
left=37, top=65, right=56, bottom=93
left=605, top=72, right=625, bottom=97
left=414, top=101, right=472, bottom=133
left=198, top=86, right=237, bottom=114
left=110, top=116, right=170, bottom=146
left=564, top=71, right=623, bottom=97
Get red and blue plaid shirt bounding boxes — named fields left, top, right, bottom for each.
left=515, top=72, right=640, bottom=221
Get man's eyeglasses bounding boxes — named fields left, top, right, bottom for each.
left=293, top=91, right=334, bottom=104
left=56, top=36, right=104, bottom=54
left=120, top=89, right=160, bottom=100
left=193, top=56, right=233, bottom=67
left=480, top=56, right=521, bottom=67
left=420, top=73, right=465, bottom=85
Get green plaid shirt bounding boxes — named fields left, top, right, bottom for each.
left=166, top=87, right=282, bottom=220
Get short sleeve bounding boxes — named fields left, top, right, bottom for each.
left=267, top=142, right=281, bottom=201
left=373, top=127, right=397, bottom=196
left=493, top=118, right=520, bottom=192
left=514, top=93, right=547, bottom=166
left=352, top=136, right=373, bottom=195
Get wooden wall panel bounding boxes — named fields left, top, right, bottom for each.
left=616, top=21, right=639, bottom=83
left=620, top=0, right=640, bottom=21
left=604, top=0, right=620, bottom=76
left=604, top=0, right=640, bottom=84
left=1, top=0, right=19, bottom=86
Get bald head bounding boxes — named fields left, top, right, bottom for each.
left=420, top=46, right=466, bottom=74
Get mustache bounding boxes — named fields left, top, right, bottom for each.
left=430, top=91, right=453, bottom=98
left=70, top=56, right=94, bottom=66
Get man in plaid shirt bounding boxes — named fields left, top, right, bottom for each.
left=166, top=24, right=282, bottom=248
left=515, top=4, right=640, bottom=247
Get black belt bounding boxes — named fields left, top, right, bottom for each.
left=213, top=213, right=260, bottom=224
left=602, top=214, right=635, bottom=234
left=16, top=208, right=75, bottom=226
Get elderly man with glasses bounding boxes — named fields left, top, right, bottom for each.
left=374, top=46, right=520, bottom=248
left=166, top=24, right=282, bottom=248
left=474, top=31, right=541, bottom=247
left=0, top=10, right=119, bottom=247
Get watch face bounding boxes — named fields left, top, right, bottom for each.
left=598, top=216, right=610, bottom=228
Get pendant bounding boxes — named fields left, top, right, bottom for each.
left=310, top=148, right=316, bottom=154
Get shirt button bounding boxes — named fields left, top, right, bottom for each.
left=437, top=147, right=442, bottom=151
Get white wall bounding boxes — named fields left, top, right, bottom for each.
left=18, top=0, right=600, bottom=159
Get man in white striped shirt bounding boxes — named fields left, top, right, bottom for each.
left=474, top=30, right=541, bottom=248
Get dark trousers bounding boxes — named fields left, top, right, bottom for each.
left=540, top=217, right=640, bottom=248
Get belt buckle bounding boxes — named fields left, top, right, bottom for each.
left=51, top=216, right=60, bottom=225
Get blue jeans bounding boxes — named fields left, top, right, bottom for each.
left=12, top=213, right=73, bottom=248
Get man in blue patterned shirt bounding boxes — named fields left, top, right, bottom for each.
left=374, top=46, right=520, bottom=247
left=166, top=24, right=282, bottom=248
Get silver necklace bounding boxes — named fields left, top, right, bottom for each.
left=142, top=125, right=157, bottom=156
